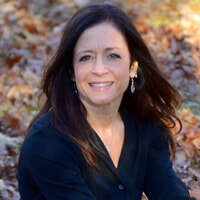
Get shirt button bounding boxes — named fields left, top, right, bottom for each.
left=118, top=184, right=124, bottom=190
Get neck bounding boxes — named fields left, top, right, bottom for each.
left=86, top=106, right=122, bottom=136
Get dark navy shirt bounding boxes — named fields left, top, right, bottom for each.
left=17, top=111, right=194, bottom=200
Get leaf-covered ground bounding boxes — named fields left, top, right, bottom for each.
left=0, top=0, right=199, bottom=199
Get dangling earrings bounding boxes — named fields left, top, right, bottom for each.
left=130, top=78, right=135, bottom=93
left=130, top=72, right=137, bottom=94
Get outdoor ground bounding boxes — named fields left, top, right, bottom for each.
left=0, top=0, right=199, bottom=199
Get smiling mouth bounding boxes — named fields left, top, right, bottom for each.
left=89, top=82, right=113, bottom=88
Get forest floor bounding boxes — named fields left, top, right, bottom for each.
left=0, top=0, right=200, bottom=199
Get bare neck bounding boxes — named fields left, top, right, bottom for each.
left=86, top=106, right=122, bottom=136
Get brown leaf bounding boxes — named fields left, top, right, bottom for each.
left=5, top=55, right=22, bottom=68
left=0, top=112, right=26, bottom=136
left=189, top=190, right=200, bottom=200
left=6, top=84, right=33, bottom=101
left=192, top=137, right=200, bottom=149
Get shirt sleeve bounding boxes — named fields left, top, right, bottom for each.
left=144, top=125, right=195, bottom=200
left=17, top=125, right=96, bottom=200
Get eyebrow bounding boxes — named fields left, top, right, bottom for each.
left=75, top=47, right=122, bottom=56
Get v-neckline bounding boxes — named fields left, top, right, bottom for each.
left=91, top=112, right=128, bottom=170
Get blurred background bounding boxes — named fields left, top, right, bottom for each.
left=0, top=0, right=199, bottom=199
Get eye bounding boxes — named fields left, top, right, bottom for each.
left=108, top=53, right=121, bottom=59
left=79, top=55, right=91, bottom=62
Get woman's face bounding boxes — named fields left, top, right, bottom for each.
left=73, top=22, right=136, bottom=109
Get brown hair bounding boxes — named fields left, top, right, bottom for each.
left=32, top=3, right=181, bottom=170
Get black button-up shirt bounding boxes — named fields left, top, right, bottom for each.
left=17, top=111, right=193, bottom=200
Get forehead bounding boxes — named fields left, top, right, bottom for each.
left=74, top=22, right=128, bottom=50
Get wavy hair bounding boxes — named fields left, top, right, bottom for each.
left=32, top=3, right=182, bottom=170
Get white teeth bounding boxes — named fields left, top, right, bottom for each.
left=90, top=83, right=112, bottom=87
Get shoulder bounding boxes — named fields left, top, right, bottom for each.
left=122, top=109, right=161, bottom=135
left=18, top=113, right=87, bottom=194
left=28, top=111, right=55, bottom=132
left=21, top=112, right=82, bottom=164
left=122, top=109, right=168, bottom=146
left=26, top=112, right=73, bottom=144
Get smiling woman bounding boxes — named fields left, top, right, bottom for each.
left=73, top=22, right=135, bottom=108
left=16, top=3, right=196, bottom=200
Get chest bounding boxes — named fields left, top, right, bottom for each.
left=83, top=127, right=148, bottom=200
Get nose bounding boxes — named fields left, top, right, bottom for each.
left=91, top=57, right=108, bottom=75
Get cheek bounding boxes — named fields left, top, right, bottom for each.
left=73, top=65, right=89, bottom=86
left=118, top=65, right=131, bottom=79
left=74, top=65, right=83, bottom=80
left=119, top=68, right=131, bottom=87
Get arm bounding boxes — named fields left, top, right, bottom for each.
left=18, top=125, right=96, bottom=200
left=144, top=126, right=195, bottom=200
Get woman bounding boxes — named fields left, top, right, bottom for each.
left=17, top=3, right=195, bottom=200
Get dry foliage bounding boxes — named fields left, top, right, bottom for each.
left=0, top=0, right=199, bottom=199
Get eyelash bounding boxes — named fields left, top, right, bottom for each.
left=78, top=53, right=121, bottom=62
left=79, top=55, right=91, bottom=62
left=108, top=53, right=121, bottom=59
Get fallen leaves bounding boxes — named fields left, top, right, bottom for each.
left=0, top=0, right=200, bottom=199
left=0, top=112, right=26, bottom=137
left=177, top=108, right=200, bottom=160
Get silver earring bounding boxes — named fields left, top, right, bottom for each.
left=131, top=78, right=135, bottom=93
left=130, top=72, right=137, bottom=94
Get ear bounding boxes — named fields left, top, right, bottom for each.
left=129, top=61, right=138, bottom=78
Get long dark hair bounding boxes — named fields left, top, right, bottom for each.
left=32, top=3, right=181, bottom=169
